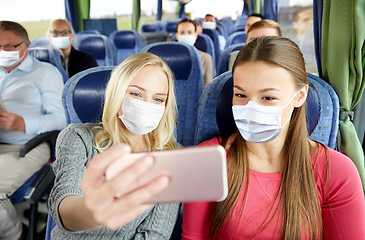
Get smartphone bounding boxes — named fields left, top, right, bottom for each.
left=105, top=145, right=228, bottom=203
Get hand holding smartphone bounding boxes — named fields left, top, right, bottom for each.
left=105, top=145, right=228, bottom=203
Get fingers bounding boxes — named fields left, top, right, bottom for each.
left=91, top=175, right=169, bottom=229
left=83, top=155, right=155, bottom=213
left=81, top=144, right=131, bottom=193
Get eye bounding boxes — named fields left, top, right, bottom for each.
left=154, top=97, right=165, bottom=103
left=262, top=96, right=276, bottom=101
left=130, top=92, right=141, bottom=97
left=235, top=93, right=247, bottom=98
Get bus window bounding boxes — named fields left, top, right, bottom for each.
left=0, top=0, right=65, bottom=40
left=185, top=0, right=243, bottom=20
left=277, top=0, right=318, bottom=74
left=90, top=0, right=133, bottom=30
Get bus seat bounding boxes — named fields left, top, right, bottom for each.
left=202, top=28, right=222, bottom=67
left=73, top=34, right=116, bottom=66
left=141, top=42, right=204, bottom=147
left=62, top=66, right=115, bottom=125
left=44, top=66, right=114, bottom=239
left=28, top=46, right=69, bottom=83
left=109, top=30, right=143, bottom=65
left=30, top=36, right=51, bottom=47
left=194, top=33, right=217, bottom=77
left=225, top=31, right=246, bottom=48
left=75, top=30, right=101, bottom=36
left=216, top=22, right=228, bottom=39
left=141, top=23, right=157, bottom=32
left=217, top=43, right=244, bottom=75
left=233, top=15, right=248, bottom=32
left=10, top=130, right=59, bottom=240
left=195, top=71, right=339, bottom=149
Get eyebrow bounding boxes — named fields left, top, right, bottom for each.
left=233, top=85, right=281, bottom=93
left=128, top=85, right=167, bottom=96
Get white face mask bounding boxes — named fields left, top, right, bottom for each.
left=0, top=49, right=26, bottom=68
left=52, top=36, right=70, bottom=49
left=177, top=35, right=196, bottom=45
left=203, top=22, right=216, bottom=29
left=119, top=97, right=165, bottom=135
left=232, top=92, right=297, bottom=143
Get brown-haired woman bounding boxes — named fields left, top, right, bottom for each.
left=181, top=36, right=365, bottom=240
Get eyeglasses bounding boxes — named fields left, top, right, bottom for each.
left=0, top=42, right=23, bottom=51
left=51, top=31, right=71, bottom=37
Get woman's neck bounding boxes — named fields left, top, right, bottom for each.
left=245, top=129, right=288, bottom=173
left=59, top=46, right=71, bottom=63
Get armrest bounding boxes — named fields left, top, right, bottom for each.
left=24, top=162, right=55, bottom=204
left=19, top=130, right=60, bottom=158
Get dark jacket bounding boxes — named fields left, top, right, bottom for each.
left=68, top=47, right=98, bottom=78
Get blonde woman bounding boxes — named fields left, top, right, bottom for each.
left=47, top=19, right=97, bottom=77
left=49, top=53, right=179, bottom=239
left=182, top=37, right=365, bottom=239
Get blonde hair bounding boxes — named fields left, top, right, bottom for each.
left=209, top=36, right=325, bottom=239
left=47, top=19, right=75, bottom=36
left=93, top=52, right=177, bottom=152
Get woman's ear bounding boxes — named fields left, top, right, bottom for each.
left=294, top=84, right=308, bottom=108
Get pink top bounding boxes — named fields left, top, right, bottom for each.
left=182, top=138, right=365, bottom=240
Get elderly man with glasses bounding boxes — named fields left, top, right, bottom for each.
left=0, top=20, right=66, bottom=240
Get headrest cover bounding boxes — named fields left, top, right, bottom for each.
left=113, top=31, right=136, bottom=49
left=73, top=70, right=111, bottom=123
left=147, top=44, right=192, bottom=80
left=77, top=36, right=106, bottom=59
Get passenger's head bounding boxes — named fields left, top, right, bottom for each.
left=246, top=19, right=281, bottom=43
left=176, top=19, right=198, bottom=45
left=203, top=14, right=217, bottom=29
left=98, top=52, right=177, bottom=152
left=293, top=7, right=313, bottom=39
left=193, top=20, right=203, bottom=35
left=47, top=19, right=75, bottom=50
left=244, top=13, right=264, bottom=32
left=232, top=36, right=308, bottom=135
left=0, top=21, right=30, bottom=69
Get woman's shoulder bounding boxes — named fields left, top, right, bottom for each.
left=198, top=137, right=222, bottom=147
left=58, top=123, right=100, bottom=144
left=313, top=144, right=362, bottom=200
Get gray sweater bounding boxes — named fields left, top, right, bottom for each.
left=48, top=123, right=180, bottom=240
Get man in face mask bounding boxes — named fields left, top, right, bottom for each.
left=176, top=19, right=213, bottom=87
left=0, top=21, right=66, bottom=239
left=202, top=14, right=226, bottom=52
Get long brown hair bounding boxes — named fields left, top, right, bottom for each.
left=209, top=36, right=322, bottom=239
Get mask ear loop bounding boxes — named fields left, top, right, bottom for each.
left=280, top=92, right=298, bottom=128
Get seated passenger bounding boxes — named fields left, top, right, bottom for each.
left=228, top=19, right=281, bottom=70
left=244, top=13, right=264, bottom=32
left=0, top=21, right=66, bottom=239
left=176, top=19, right=213, bottom=87
left=193, top=20, right=203, bottom=35
left=202, top=14, right=226, bottom=52
left=181, top=37, right=365, bottom=240
left=47, top=19, right=98, bottom=78
left=48, top=53, right=180, bottom=239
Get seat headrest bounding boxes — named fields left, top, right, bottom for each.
left=77, top=36, right=106, bottom=59
left=166, top=22, right=177, bottom=33
left=194, top=35, right=208, bottom=52
left=142, top=23, right=157, bottom=32
left=72, top=70, right=112, bottom=123
left=112, top=31, right=136, bottom=49
left=146, top=44, right=192, bottom=80
left=232, top=32, right=247, bottom=45
left=28, top=47, right=52, bottom=63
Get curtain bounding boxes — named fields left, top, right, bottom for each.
left=317, top=0, right=365, bottom=188
left=132, top=0, right=141, bottom=31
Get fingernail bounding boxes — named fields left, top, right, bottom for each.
left=155, top=176, right=169, bottom=189
left=140, top=156, right=154, bottom=167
